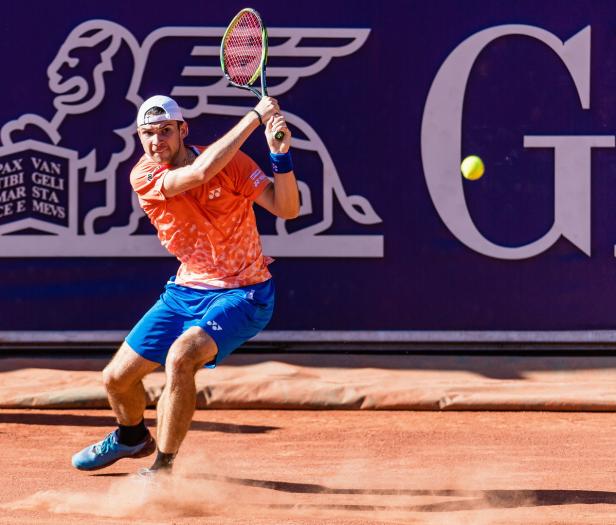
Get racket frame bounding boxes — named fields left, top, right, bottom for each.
left=220, top=8, right=285, bottom=141
left=220, top=8, right=270, bottom=99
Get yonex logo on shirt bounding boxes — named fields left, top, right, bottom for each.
left=147, top=172, right=153, bottom=181
left=249, top=169, right=267, bottom=187
left=253, top=174, right=267, bottom=188
left=208, top=187, right=221, bottom=200
left=206, top=320, right=223, bottom=331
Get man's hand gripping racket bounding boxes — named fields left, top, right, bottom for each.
left=220, top=8, right=286, bottom=141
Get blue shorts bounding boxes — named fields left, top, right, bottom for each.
left=125, top=277, right=275, bottom=367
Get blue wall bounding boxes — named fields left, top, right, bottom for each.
left=1, top=1, right=616, bottom=335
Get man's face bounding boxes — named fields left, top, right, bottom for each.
left=137, top=120, right=187, bottom=164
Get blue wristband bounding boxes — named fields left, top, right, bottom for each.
left=270, top=151, right=293, bottom=174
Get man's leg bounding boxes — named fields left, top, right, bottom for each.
left=145, top=279, right=275, bottom=474
left=103, top=341, right=160, bottom=425
left=71, top=343, right=159, bottom=471
left=151, top=326, right=217, bottom=469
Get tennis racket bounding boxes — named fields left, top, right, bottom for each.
left=220, top=8, right=284, bottom=140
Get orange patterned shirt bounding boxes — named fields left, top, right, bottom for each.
left=130, top=146, right=272, bottom=289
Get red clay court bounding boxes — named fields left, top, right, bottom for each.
left=2, top=353, right=616, bottom=524
left=4, top=2, right=616, bottom=524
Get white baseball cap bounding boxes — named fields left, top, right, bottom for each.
left=137, top=95, right=184, bottom=126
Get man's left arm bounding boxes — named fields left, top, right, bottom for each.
left=254, top=114, right=300, bottom=220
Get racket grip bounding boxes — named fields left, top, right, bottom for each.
left=274, top=131, right=285, bottom=140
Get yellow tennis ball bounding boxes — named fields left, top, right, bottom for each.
left=461, top=155, right=485, bottom=180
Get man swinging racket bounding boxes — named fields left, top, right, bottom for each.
left=72, top=94, right=299, bottom=475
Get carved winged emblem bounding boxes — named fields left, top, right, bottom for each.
left=0, top=20, right=383, bottom=257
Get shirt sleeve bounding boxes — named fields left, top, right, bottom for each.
left=129, top=158, right=169, bottom=205
left=227, top=150, right=271, bottom=201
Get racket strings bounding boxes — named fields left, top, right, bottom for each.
left=223, top=12, right=263, bottom=85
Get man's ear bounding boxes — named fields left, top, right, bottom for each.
left=179, top=122, right=189, bottom=140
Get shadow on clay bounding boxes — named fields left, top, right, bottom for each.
left=0, top=412, right=279, bottom=434
left=184, top=474, right=616, bottom=511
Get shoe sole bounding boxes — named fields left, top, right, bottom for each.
left=74, top=436, right=157, bottom=471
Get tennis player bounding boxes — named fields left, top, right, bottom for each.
left=72, top=94, right=298, bottom=475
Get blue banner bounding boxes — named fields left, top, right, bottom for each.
left=1, top=1, right=616, bottom=336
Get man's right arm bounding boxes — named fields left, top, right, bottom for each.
left=162, top=97, right=279, bottom=198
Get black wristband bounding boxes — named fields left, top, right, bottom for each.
left=251, top=109, right=263, bottom=125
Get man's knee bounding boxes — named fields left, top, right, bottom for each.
left=166, top=327, right=217, bottom=376
left=102, top=362, right=130, bottom=393
left=103, top=342, right=154, bottom=393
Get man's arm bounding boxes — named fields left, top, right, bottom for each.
left=254, top=114, right=300, bottom=219
left=162, top=97, right=279, bottom=198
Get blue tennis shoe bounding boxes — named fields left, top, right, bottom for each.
left=71, top=429, right=156, bottom=471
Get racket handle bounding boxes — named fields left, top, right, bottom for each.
left=274, top=131, right=285, bottom=140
